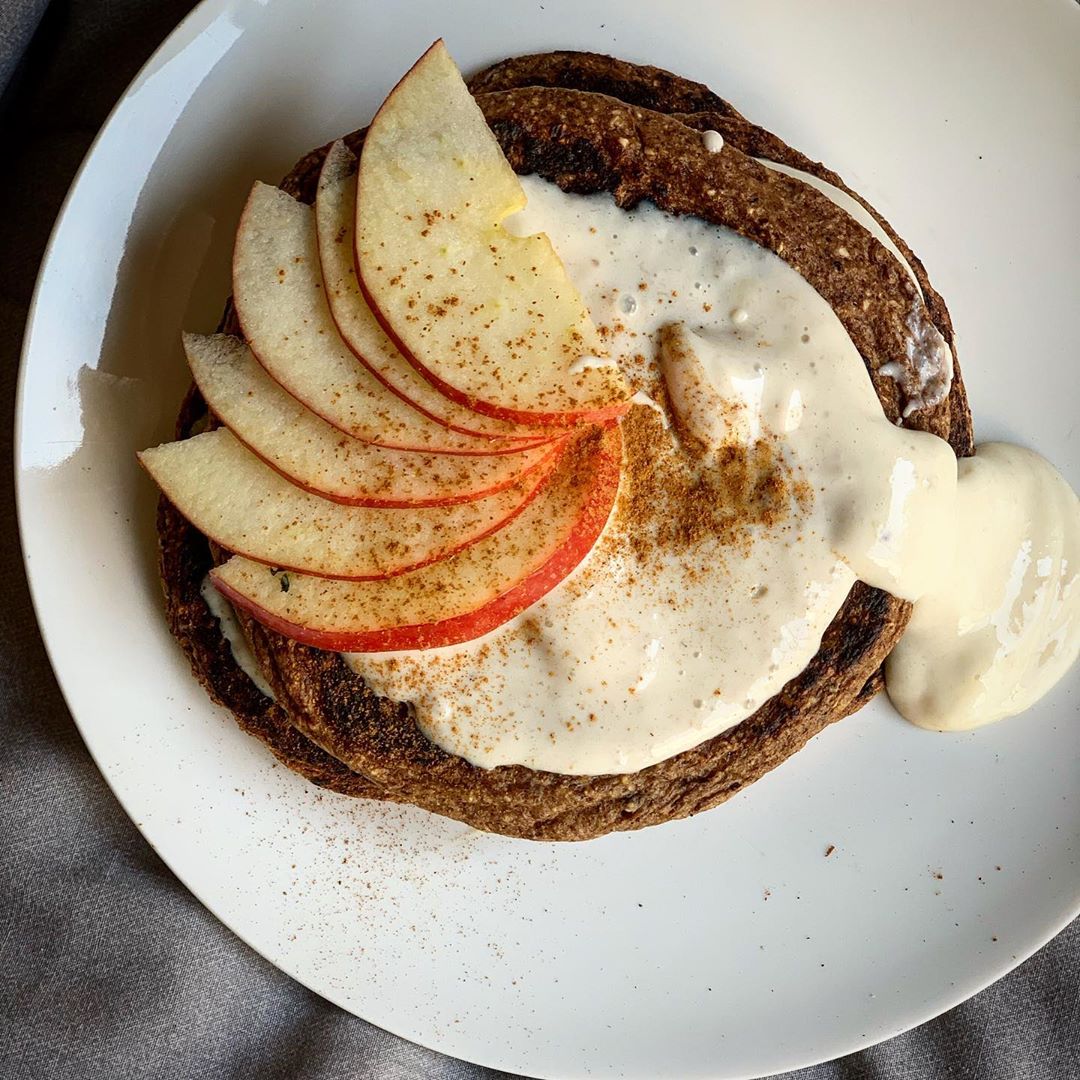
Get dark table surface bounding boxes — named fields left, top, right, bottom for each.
left=1, top=2, right=1076, bottom=1077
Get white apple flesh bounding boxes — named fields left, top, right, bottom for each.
left=210, top=425, right=621, bottom=652
left=184, top=333, right=563, bottom=507
left=355, top=41, right=630, bottom=425
left=140, top=427, right=561, bottom=580
left=233, top=182, right=541, bottom=455
left=316, top=141, right=546, bottom=442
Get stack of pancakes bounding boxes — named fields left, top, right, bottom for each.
left=156, top=52, right=972, bottom=841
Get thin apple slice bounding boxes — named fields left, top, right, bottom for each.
left=184, top=334, right=563, bottom=507
left=233, top=181, right=538, bottom=456
left=210, top=425, right=621, bottom=652
left=316, top=141, right=547, bottom=442
left=140, top=427, right=561, bottom=580
left=355, top=41, right=630, bottom=426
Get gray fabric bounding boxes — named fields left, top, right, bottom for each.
left=0, top=2, right=1076, bottom=1078
left=0, top=0, right=44, bottom=91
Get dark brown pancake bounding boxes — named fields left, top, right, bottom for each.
left=468, top=49, right=748, bottom=121
left=157, top=52, right=972, bottom=840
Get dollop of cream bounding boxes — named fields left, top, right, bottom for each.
left=702, top=129, right=725, bottom=153
left=885, top=443, right=1079, bottom=730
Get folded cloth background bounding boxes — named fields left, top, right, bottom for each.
left=1, top=2, right=1076, bottom=1078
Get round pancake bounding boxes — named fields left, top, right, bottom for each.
left=156, top=52, right=973, bottom=839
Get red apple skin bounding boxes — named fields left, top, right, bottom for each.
left=357, top=270, right=631, bottom=428
left=145, top=437, right=566, bottom=584
left=184, top=333, right=565, bottom=508
left=354, top=41, right=631, bottom=430
left=321, top=281, right=555, bottom=442
left=210, top=420, right=567, bottom=509
left=211, top=424, right=622, bottom=651
left=314, top=145, right=550, bottom=445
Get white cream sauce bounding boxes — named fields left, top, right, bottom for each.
left=338, top=173, right=1076, bottom=772
left=343, top=176, right=960, bottom=775
left=885, top=444, right=1079, bottom=730
left=746, top=167, right=1079, bottom=726
left=660, top=323, right=957, bottom=602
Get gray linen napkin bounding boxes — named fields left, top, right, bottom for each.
left=1, top=3, right=1076, bottom=1077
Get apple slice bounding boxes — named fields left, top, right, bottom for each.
left=184, top=334, right=563, bottom=507
left=316, top=141, right=547, bottom=442
left=355, top=41, right=630, bottom=426
left=233, top=181, right=539, bottom=456
left=140, top=427, right=562, bottom=580
left=210, top=425, right=621, bottom=652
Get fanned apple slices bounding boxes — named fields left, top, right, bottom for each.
left=211, top=425, right=622, bottom=652
left=355, top=41, right=631, bottom=426
left=141, top=427, right=563, bottom=580
left=184, top=334, right=563, bottom=507
left=315, top=141, right=547, bottom=442
left=146, top=41, right=631, bottom=654
left=233, top=181, right=542, bottom=455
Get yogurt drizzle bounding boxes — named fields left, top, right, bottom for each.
left=886, top=443, right=1078, bottom=730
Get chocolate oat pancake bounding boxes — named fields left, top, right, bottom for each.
left=157, top=52, right=973, bottom=839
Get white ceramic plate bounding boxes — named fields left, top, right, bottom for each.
left=16, top=1, right=1079, bottom=1077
